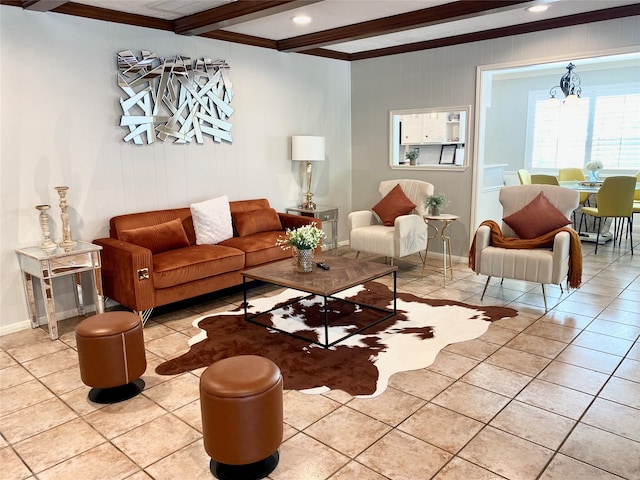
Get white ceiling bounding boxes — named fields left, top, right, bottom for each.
left=23, top=0, right=640, bottom=59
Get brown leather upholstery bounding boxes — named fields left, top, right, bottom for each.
left=200, top=355, right=283, bottom=466
left=75, top=312, right=146, bottom=389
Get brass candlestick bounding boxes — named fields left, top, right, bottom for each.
left=55, top=186, right=76, bottom=250
left=36, top=205, right=57, bottom=251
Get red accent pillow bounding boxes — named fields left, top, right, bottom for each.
left=372, top=184, right=416, bottom=226
left=503, top=192, right=571, bottom=239
left=120, top=218, right=190, bottom=253
left=233, top=208, right=283, bottom=236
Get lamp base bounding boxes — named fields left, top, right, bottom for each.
left=302, top=192, right=316, bottom=210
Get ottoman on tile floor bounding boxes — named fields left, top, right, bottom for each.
left=200, top=355, right=283, bottom=480
left=75, top=311, right=146, bottom=404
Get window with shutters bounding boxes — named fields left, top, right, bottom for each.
left=526, top=84, right=640, bottom=172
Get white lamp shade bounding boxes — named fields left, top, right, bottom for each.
left=291, top=136, right=325, bottom=162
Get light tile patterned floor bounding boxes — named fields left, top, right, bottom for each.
left=1, top=234, right=639, bottom=480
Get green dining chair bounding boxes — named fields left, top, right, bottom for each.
left=581, top=176, right=635, bottom=254
left=531, top=174, right=559, bottom=185
left=517, top=169, right=531, bottom=185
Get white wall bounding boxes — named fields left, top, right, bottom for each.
left=350, top=17, right=640, bottom=259
left=0, top=6, right=351, bottom=335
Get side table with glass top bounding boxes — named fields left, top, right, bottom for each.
left=286, top=205, right=338, bottom=252
left=15, top=241, right=104, bottom=340
left=421, top=214, right=459, bottom=286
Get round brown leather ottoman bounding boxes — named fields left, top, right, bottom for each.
left=200, top=355, right=283, bottom=480
left=75, top=311, right=146, bottom=404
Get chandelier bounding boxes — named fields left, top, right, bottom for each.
left=549, top=63, right=582, bottom=100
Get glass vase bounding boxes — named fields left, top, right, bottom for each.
left=430, top=206, right=441, bottom=217
left=296, top=248, right=314, bottom=273
left=588, top=170, right=600, bottom=182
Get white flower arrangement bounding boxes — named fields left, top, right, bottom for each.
left=276, top=223, right=325, bottom=251
left=584, top=161, right=603, bottom=172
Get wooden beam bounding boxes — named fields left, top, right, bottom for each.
left=175, top=0, right=322, bottom=36
left=22, top=0, right=68, bottom=11
left=50, top=2, right=174, bottom=31
left=350, top=4, right=640, bottom=61
left=200, top=30, right=279, bottom=50
left=277, top=0, right=529, bottom=52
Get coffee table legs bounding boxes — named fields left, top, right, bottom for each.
left=242, top=272, right=397, bottom=348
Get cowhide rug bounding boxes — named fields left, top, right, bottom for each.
left=156, top=281, right=517, bottom=398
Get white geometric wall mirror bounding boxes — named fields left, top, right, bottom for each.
left=118, top=50, right=234, bottom=145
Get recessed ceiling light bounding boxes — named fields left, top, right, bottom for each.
left=526, top=5, right=549, bottom=13
left=292, top=14, right=312, bottom=26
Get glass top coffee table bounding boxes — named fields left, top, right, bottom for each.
left=241, top=255, right=397, bottom=348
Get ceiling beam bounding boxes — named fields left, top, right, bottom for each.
left=350, top=3, right=640, bottom=61
left=200, top=30, right=279, bottom=50
left=174, top=0, right=323, bottom=36
left=22, top=0, right=68, bottom=11
left=277, top=0, right=529, bottom=52
left=50, top=1, right=174, bottom=31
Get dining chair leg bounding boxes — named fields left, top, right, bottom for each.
left=578, top=211, right=584, bottom=235
left=594, top=218, right=602, bottom=254
left=629, top=216, right=634, bottom=255
left=540, top=284, right=548, bottom=312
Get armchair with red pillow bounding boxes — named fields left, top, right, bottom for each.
left=470, top=185, right=581, bottom=311
left=348, top=179, right=434, bottom=264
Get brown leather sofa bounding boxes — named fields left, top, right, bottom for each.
left=93, top=198, right=321, bottom=316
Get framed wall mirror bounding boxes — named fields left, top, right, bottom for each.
left=389, top=105, right=471, bottom=171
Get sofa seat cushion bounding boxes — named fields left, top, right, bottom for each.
left=479, top=246, right=554, bottom=284
left=219, top=231, right=290, bottom=267
left=153, top=245, right=245, bottom=289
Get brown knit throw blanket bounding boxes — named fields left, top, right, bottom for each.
left=469, top=220, right=582, bottom=289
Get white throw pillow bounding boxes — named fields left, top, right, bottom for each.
left=190, top=195, right=233, bottom=245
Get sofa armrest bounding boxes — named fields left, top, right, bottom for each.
left=394, top=214, right=428, bottom=257
left=472, top=225, right=492, bottom=273
left=476, top=225, right=491, bottom=250
left=348, top=210, right=375, bottom=230
left=278, top=213, right=323, bottom=231
left=551, top=230, right=571, bottom=283
left=93, top=238, right=155, bottom=312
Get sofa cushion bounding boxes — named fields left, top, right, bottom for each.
left=120, top=218, right=190, bottom=254
left=152, top=245, right=245, bottom=289
left=233, top=208, right=283, bottom=237
left=503, top=192, right=571, bottom=239
left=372, top=183, right=416, bottom=226
left=219, top=231, right=291, bottom=267
left=190, top=195, right=233, bottom=245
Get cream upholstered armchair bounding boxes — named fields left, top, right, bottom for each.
left=472, top=185, right=580, bottom=310
left=348, top=179, right=434, bottom=264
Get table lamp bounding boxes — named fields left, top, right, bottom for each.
left=291, top=135, right=325, bottom=210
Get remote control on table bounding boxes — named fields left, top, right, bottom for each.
left=316, top=262, right=330, bottom=270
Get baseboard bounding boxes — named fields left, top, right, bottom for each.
left=0, top=319, right=33, bottom=337
left=0, top=306, right=100, bottom=338
left=425, top=251, right=467, bottom=264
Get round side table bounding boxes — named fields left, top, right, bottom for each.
left=422, top=214, right=459, bottom=286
